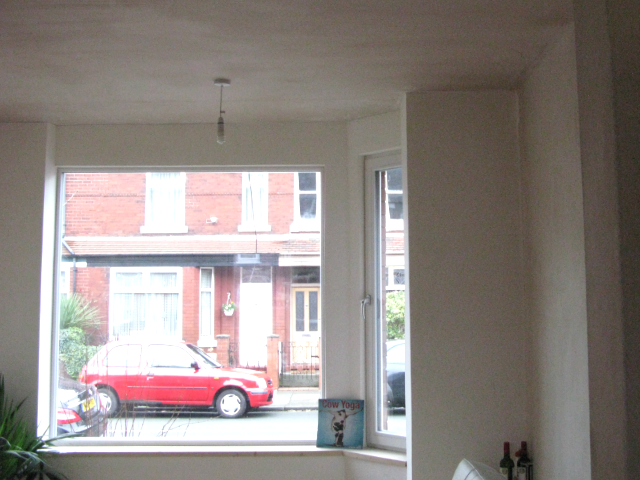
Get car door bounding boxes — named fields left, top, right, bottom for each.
left=101, top=343, right=144, bottom=403
left=142, top=344, right=210, bottom=405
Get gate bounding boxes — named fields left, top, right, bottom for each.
left=279, top=341, right=320, bottom=387
left=228, top=342, right=266, bottom=371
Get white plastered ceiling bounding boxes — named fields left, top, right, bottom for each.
left=0, top=0, right=572, bottom=125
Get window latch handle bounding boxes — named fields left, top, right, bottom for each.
left=361, top=294, right=371, bottom=321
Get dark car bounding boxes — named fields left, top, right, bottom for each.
left=79, top=340, right=274, bottom=419
left=57, top=378, right=107, bottom=437
left=386, top=340, right=405, bottom=408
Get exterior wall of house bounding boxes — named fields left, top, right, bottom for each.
left=64, top=173, right=145, bottom=236
left=62, top=171, right=312, bottom=367
left=63, top=172, right=299, bottom=236
left=182, top=267, right=200, bottom=344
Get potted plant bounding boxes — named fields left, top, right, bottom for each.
left=0, top=374, right=67, bottom=480
left=222, top=300, right=236, bottom=316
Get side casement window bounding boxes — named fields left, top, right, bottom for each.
left=365, top=152, right=407, bottom=451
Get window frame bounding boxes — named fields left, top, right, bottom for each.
left=384, top=168, right=404, bottom=232
left=108, top=266, right=183, bottom=340
left=364, top=152, right=407, bottom=451
left=239, top=172, right=271, bottom=232
left=140, top=172, right=188, bottom=234
left=198, top=267, right=215, bottom=347
left=291, top=171, right=321, bottom=232
left=46, top=166, right=330, bottom=447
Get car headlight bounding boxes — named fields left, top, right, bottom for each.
left=256, top=378, right=267, bottom=390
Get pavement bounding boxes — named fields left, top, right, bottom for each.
left=262, top=387, right=321, bottom=411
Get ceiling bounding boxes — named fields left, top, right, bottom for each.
left=0, top=0, right=572, bottom=125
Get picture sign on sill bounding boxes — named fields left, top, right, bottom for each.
left=316, top=398, right=364, bottom=449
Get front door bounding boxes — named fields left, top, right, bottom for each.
left=239, top=266, right=272, bottom=367
left=290, top=287, right=321, bottom=365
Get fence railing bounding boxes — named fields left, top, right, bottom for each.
left=279, top=341, right=319, bottom=387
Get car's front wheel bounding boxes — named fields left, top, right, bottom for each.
left=97, top=387, right=120, bottom=417
left=216, top=389, right=247, bottom=418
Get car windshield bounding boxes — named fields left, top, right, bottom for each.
left=186, top=343, right=222, bottom=368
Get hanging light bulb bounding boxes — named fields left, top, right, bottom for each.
left=214, top=78, right=230, bottom=145
left=217, top=115, right=225, bottom=145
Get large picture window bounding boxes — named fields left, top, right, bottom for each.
left=53, top=170, right=322, bottom=442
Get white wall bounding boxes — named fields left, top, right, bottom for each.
left=0, top=123, right=53, bottom=429
left=1, top=121, right=363, bottom=480
left=605, top=0, right=640, bottom=474
left=519, top=25, right=591, bottom=480
left=572, top=0, right=629, bottom=477
left=403, top=91, right=527, bottom=480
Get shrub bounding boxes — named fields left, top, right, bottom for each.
left=386, top=290, right=405, bottom=340
left=58, top=328, right=101, bottom=380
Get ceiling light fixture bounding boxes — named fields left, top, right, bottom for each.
left=214, top=78, right=230, bottom=145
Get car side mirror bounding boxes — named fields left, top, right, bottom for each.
left=191, top=361, right=200, bottom=370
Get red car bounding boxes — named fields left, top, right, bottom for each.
left=79, top=340, right=274, bottom=419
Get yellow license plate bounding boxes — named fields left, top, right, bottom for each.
left=81, top=397, right=96, bottom=412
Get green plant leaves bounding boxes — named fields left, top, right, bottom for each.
left=0, top=374, right=67, bottom=480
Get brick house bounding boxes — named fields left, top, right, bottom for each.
left=60, top=171, right=323, bottom=371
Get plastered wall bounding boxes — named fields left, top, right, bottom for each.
left=520, top=25, right=591, bottom=480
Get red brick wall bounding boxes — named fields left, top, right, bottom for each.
left=269, top=173, right=295, bottom=234
left=72, top=265, right=110, bottom=343
left=63, top=171, right=305, bottom=347
left=64, top=172, right=298, bottom=236
left=215, top=267, right=241, bottom=342
left=186, top=173, right=242, bottom=235
left=65, top=173, right=145, bottom=236
left=182, top=267, right=200, bottom=343
left=272, top=268, right=291, bottom=340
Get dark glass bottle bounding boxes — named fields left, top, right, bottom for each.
left=516, top=441, right=533, bottom=480
left=499, top=442, right=515, bottom=480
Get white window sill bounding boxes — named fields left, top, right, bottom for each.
left=45, top=445, right=406, bottom=467
left=238, top=224, right=272, bottom=233
left=290, top=221, right=320, bottom=233
left=140, top=225, right=189, bottom=234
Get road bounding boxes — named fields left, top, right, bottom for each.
left=105, top=409, right=319, bottom=441
left=103, top=409, right=406, bottom=441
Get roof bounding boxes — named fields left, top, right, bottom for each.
left=62, top=233, right=403, bottom=260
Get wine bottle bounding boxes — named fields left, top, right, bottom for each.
left=516, top=441, right=533, bottom=480
left=499, top=442, right=515, bottom=480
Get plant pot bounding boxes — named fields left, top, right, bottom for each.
left=223, top=309, right=235, bottom=316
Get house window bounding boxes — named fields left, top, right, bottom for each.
left=239, top=172, right=270, bottom=232
left=291, top=172, right=321, bottom=232
left=386, top=267, right=405, bottom=290
left=385, top=167, right=403, bottom=231
left=109, top=267, right=182, bottom=339
left=59, top=263, right=70, bottom=300
left=199, top=268, right=214, bottom=346
left=140, top=172, right=188, bottom=233
left=365, top=153, right=407, bottom=450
